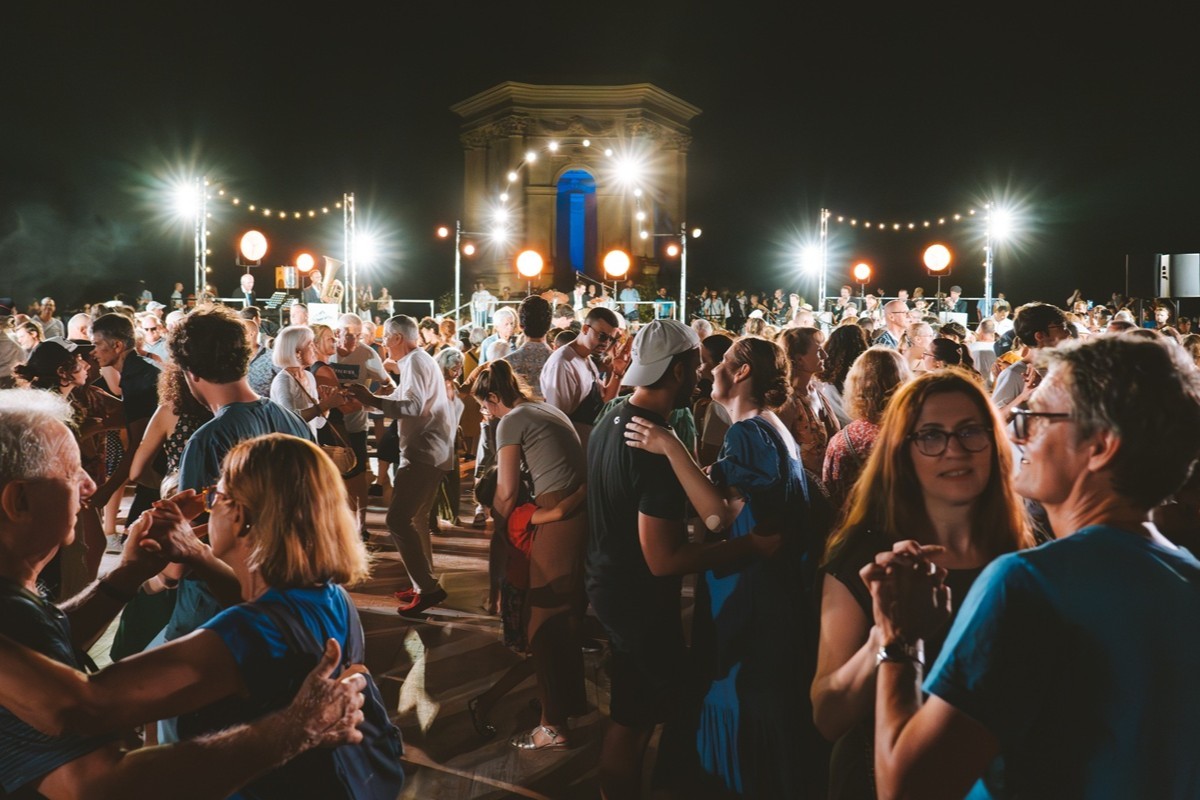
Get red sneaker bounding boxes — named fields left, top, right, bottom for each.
left=397, top=585, right=448, bottom=617
left=393, top=587, right=419, bottom=603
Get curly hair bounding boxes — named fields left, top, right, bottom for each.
left=157, top=359, right=213, bottom=420
left=820, top=324, right=869, bottom=393
left=168, top=306, right=251, bottom=384
left=844, top=346, right=910, bottom=424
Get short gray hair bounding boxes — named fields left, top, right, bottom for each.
left=1042, top=334, right=1200, bottom=509
left=0, top=389, right=74, bottom=486
left=492, top=307, right=517, bottom=326
left=272, top=325, right=315, bottom=369
left=384, top=314, right=419, bottom=343
left=336, top=313, right=363, bottom=333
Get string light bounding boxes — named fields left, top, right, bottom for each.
left=826, top=205, right=986, bottom=232
left=173, top=181, right=345, bottom=224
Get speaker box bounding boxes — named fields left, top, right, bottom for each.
left=1159, top=253, right=1200, bottom=298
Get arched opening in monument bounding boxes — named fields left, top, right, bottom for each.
left=555, top=169, right=597, bottom=287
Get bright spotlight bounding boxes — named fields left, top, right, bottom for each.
left=493, top=208, right=509, bottom=224
left=800, top=245, right=822, bottom=274
left=462, top=242, right=476, bottom=257
left=516, top=250, right=543, bottom=278
left=615, top=156, right=642, bottom=187
left=923, top=244, right=952, bottom=272
left=173, top=182, right=200, bottom=219
left=603, top=249, right=631, bottom=278
left=354, top=235, right=379, bottom=266
left=239, top=230, right=268, bottom=263
left=990, top=208, right=1014, bottom=240
left=296, top=253, right=316, bottom=273
left=666, top=243, right=680, bottom=258
left=852, top=262, right=872, bottom=283
left=525, top=150, right=537, bottom=163
left=436, top=226, right=450, bottom=239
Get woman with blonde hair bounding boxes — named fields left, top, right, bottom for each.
left=811, top=371, right=1031, bottom=798
left=0, top=433, right=403, bottom=798
left=270, top=324, right=346, bottom=437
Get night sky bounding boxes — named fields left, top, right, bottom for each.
left=2, top=4, right=1197, bottom=313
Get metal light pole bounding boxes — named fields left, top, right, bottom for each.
left=343, top=192, right=356, bottom=314
left=192, top=177, right=208, bottom=300
left=453, top=219, right=462, bottom=320
left=818, top=208, right=830, bottom=313
left=678, top=222, right=687, bottom=322
left=983, top=204, right=994, bottom=316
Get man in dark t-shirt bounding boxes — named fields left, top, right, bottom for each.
left=587, top=319, right=780, bottom=798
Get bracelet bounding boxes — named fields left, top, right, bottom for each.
left=876, top=638, right=924, bottom=668
left=96, top=578, right=138, bottom=604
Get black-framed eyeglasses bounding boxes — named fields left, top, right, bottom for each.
left=204, top=486, right=231, bottom=511
left=1010, top=408, right=1073, bottom=442
left=593, top=329, right=618, bottom=344
left=908, top=424, right=994, bottom=456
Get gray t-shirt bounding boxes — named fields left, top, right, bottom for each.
left=495, top=401, right=585, bottom=497
left=330, top=343, right=388, bottom=433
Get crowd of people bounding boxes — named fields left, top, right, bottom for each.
left=1, top=278, right=1199, bottom=798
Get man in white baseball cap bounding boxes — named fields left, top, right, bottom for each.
left=585, top=318, right=702, bottom=796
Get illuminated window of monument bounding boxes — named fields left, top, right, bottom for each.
left=555, top=170, right=596, bottom=275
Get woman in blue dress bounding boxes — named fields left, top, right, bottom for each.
left=625, top=335, right=827, bottom=797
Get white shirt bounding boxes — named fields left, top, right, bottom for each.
left=541, top=343, right=599, bottom=420
left=269, top=369, right=327, bottom=437
left=992, top=317, right=1014, bottom=337
left=380, top=347, right=455, bottom=471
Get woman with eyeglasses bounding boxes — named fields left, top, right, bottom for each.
left=811, top=371, right=1031, bottom=799
left=0, top=433, right=404, bottom=799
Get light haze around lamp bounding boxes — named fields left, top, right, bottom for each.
left=923, top=243, right=952, bottom=299
left=516, top=249, right=543, bottom=295
left=852, top=261, right=872, bottom=297
left=603, top=249, right=631, bottom=301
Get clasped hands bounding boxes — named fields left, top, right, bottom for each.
left=859, top=540, right=952, bottom=645
left=119, top=489, right=213, bottom=573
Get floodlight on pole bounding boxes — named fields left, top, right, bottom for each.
left=239, top=230, right=268, bottom=264
left=439, top=220, right=504, bottom=321
left=516, top=249, right=543, bottom=295
left=603, top=249, right=631, bottom=298
left=923, top=243, right=952, bottom=298
left=852, top=262, right=872, bottom=297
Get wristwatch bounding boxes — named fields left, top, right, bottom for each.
left=876, top=638, right=925, bottom=667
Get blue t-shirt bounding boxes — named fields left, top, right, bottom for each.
left=926, top=526, right=1200, bottom=798
left=178, top=397, right=314, bottom=493
left=200, top=584, right=352, bottom=707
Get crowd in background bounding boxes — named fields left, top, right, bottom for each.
left=2, top=275, right=1199, bottom=799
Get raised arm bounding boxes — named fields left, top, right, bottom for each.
left=624, top=415, right=745, bottom=532
left=810, top=573, right=880, bottom=740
